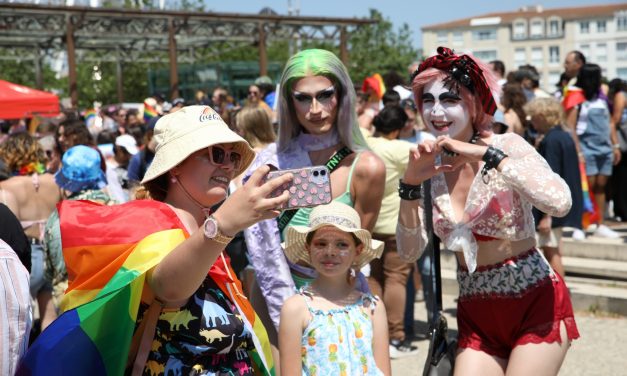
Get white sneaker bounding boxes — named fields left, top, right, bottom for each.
left=593, top=225, right=620, bottom=239
left=571, top=229, right=586, bottom=241
left=389, top=339, right=419, bottom=359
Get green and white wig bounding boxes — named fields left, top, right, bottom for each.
left=277, top=49, right=369, bottom=153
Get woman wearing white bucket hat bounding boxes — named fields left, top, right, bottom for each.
left=279, top=202, right=391, bottom=375
left=32, top=105, right=291, bottom=375
left=125, top=105, right=292, bottom=374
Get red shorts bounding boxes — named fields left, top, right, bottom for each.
left=456, top=249, right=580, bottom=359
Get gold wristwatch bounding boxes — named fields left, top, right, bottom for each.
left=202, top=215, right=234, bottom=245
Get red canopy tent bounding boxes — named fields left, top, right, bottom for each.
left=0, top=79, right=60, bottom=119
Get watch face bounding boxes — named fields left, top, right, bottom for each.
left=204, top=218, right=218, bottom=238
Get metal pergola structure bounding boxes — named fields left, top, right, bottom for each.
left=0, top=3, right=374, bottom=107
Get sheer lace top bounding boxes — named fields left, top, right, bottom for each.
left=396, top=133, right=572, bottom=273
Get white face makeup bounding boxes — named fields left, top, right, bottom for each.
left=421, top=79, right=472, bottom=140
left=307, top=226, right=358, bottom=277
left=291, top=75, right=339, bottom=135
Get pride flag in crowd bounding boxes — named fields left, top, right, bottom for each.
left=143, top=98, right=159, bottom=122
left=362, top=73, right=387, bottom=100
left=17, top=200, right=274, bottom=376
left=84, top=108, right=97, bottom=123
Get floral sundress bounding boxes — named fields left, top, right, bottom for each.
left=299, top=287, right=383, bottom=376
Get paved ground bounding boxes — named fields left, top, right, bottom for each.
left=392, top=294, right=627, bottom=375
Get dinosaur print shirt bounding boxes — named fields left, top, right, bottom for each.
left=136, top=276, right=255, bottom=376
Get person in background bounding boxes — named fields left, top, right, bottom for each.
left=564, top=64, right=621, bottom=238
left=0, top=203, right=31, bottom=271
left=0, top=237, right=32, bottom=376
left=113, top=134, right=139, bottom=202
left=607, top=78, right=627, bottom=221
left=0, top=133, right=61, bottom=334
left=501, top=83, right=528, bottom=137
left=381, top=90, right=401, bottom=108
left=279, top=202, right=390, bottom=375
left=246, top=84, right=274, bottom=120
left=255, top=76, right=277, bottom=111
left=525, top=98, right=583, bottom=278
left=399, top=98, right=434, bottom=145
left=366, top=106, right=420, bottom=358
left=489, top=60, right=507, bottom=88
left=43, top=145, right=114, bottom=312
left=127, top=116, right=158, bottom=185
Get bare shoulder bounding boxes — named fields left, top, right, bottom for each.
left=281, top=293, right=308, bottom=316
left=354, top=150, right=385, bottom=180
left=170, top=207, right=198, bottom=233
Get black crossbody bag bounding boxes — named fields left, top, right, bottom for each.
left=422, top=179, right=457, bottom=376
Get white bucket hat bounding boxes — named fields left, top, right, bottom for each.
left=283, top=202, right=384, bottom=269
left=142, top=105, right=256, bottom=183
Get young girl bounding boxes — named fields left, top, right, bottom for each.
left=279, top=202, right=391, bottom=376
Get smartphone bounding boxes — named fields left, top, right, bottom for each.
left=265, top=165, right=333, bottom=210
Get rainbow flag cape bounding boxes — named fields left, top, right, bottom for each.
left=143, top=102, right=158, bottom=122
left=17, top=200, right=274, bottom=376
left=579, top=162, right=600, bottom=228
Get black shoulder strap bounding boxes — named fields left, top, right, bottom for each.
left=423, top=179, right=443, bottom=313
left=277, top=146, right=352, bottom=233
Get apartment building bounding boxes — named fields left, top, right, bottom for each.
left=422, top=3, right=627, bottom=91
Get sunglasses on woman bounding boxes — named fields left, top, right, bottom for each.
left=197, top=145, right=242, bottom=170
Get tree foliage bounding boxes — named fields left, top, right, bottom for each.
left=347, top=9, right=419, bottom=84
left=0, top=8, right=418, bottom=109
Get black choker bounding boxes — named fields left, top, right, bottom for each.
left=442, top=132, right=480, bottom=157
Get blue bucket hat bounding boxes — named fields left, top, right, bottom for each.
left=55, top=145, right=107, bottom=193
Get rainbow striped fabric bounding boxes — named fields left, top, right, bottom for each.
left=143, top=102, right=159, bottom=122
left=84, top=108, right=97, bottom=124
left=17, top=200, right=274, bottom=376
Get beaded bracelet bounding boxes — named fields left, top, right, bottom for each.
left=398, top=179, right=422, bottom=200
left=480, top=146, right=508, bottom=184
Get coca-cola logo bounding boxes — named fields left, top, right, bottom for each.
left=199, top=107, right=222, bottom=122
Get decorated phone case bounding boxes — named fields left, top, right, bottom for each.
left=266, top=166, right=333, bottom=210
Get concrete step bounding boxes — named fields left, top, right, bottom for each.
left=562, top=256, right=627, bottom=281
left=437, top=265, right=627, bottom=317
left=562, top=226, right=627, bottom=262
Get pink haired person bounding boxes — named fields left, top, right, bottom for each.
left=396, top=47, right=579, bottom=375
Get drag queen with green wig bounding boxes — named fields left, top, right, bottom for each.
left=243, top=49, right=386, bottom=369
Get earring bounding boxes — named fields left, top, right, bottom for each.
left=170, top=175, right=178, bottom=184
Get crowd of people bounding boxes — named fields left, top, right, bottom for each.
left=0, top=44, right=624, bottom=375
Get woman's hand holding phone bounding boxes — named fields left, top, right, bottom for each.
left=212, top=165, right=293, bottom=236
left=264, top=165, right=333, bottom=210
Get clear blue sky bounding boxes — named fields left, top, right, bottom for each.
left=207, top=0, right=625, bottom=48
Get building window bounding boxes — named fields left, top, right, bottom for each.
left=513, top=20, right=527, bottom=39
left=580, top=21, right=590, bottom=34
left=531, top=47, right=543, bottom=68
left=548, top=72, right=561, bottom=90
left=514, top=48, right=526, bottom=67
left=452, top=31, right=463, bottom=45
left=597, top=20, right=607, bottom=33
left=473, top=50, right=497, bottom=62
left=472, top=29, right=497, bottom=41
left=579, top=44, right=590, bottom=59
left=618, top=68, right=627, bottom=81
left=617, top=42, right=627, bottom=61
left=548, top=19, right=561, bottom=36
left=437, top=32, right=448, bottom=43
left=617, top=12, right=627, bottom=31
left=530, top=19, right=544, bottom=38
left=549, top=46, right=560, bottom=64
left=596, top=43, right=607, bottom=62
